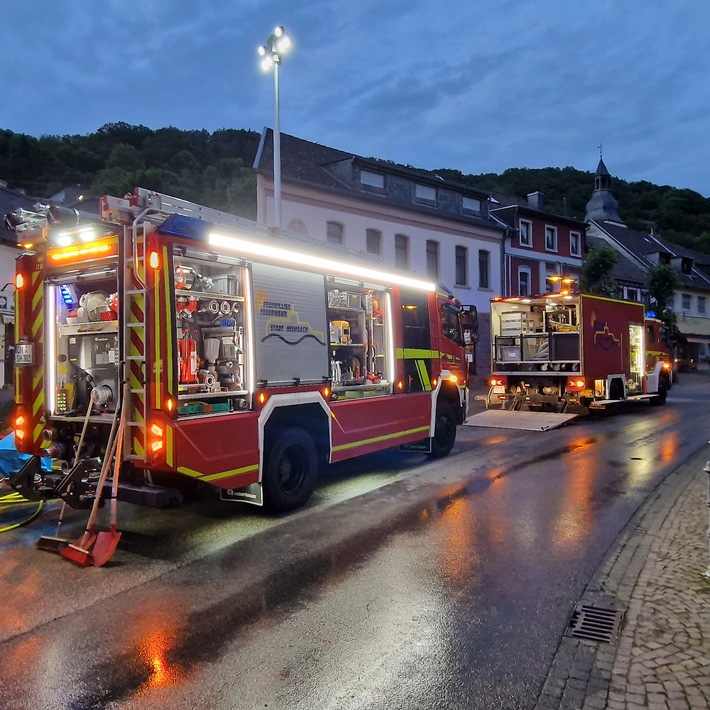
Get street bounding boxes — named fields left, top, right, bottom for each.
left=1, top=373, right=709, bottom=709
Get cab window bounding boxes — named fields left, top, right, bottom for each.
left=441, top=303, right=463, bottom=345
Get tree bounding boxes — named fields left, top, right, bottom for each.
left=580, top=245, right=619, bottom=296
left=646, top=264, right=680, bottom=327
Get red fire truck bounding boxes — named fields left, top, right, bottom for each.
left=7, top=189, right=476, bottom=513
left=484, top=291, right=672, bottom=413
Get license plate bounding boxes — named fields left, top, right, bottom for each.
left=491, top=385, right=505, bottom=394
left=14, top=343, right=33, bottom=366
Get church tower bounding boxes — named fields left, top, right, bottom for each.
left=585, top=153, right=624, bottom=224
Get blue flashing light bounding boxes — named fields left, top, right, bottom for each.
left=60, top=284, right=77, bottom=309
left=645, top=310, right=657, bottom=318
left=155, top=214, right=213, bottom=241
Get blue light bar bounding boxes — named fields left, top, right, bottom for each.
left=155, top=214, right=213, bottom=241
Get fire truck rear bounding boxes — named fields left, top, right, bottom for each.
left=485, top=292, right=672, bottom=413
left=7, top=189, right=476, bottom=513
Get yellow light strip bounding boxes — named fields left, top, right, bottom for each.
left=48, top=240, right=115, bottom=263
left=209, top=232, right=436, bottom=292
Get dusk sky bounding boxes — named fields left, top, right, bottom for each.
left=3, top=1, right=709, bottom=196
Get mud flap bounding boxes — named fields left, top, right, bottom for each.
left=220, top=482, right=264, bottom=506
left=400, top=439, right=432, bottom=454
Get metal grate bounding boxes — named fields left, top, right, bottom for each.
left=565, top=604, right=624, bottom=643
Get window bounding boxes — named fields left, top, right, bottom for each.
left=625, top=287, right=639, bottom=302
left=455, top=246, right=468, bottom=286
left=366, top=228, right=382, bottom=255
left=415, top=184, right=437, bottom=205
left=519, top=220, right=532, bottom=248
left=570, top=231, right=581, bottom=256
left=426, top=240, right=439, bottom=280
left=360, top=170, right=384, bottom=190
left=395, top=234, right=409, bottom=270
left=518, top=267, right=531, bottom=296
left=682, top=293, right=692, bottom=311
left=441, top=303, right=463, bottom=345
left=545, top=226, right=558, bottom=252
left=463, top=196, right=482, bottom=214
left=327, top=221, right=343, bottom=245
left=699, top=296, right=707, bottom=315
left=478, top=250, right=490, bottom=289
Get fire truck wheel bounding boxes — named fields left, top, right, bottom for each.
left=264, top=428, right=318, bottom=512
left=429, top=404, right=457, bottom=458
left=651, top=384, right=668, bottom=406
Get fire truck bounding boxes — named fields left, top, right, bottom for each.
left=7, top=189, right=476, bottom=513
left=484, top=291, right=672, bottom=413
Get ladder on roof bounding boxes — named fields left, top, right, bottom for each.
left=102, top=187, right=271, bottom=233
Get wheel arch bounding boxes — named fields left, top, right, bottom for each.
left=258, top=393, right=331, bottom=478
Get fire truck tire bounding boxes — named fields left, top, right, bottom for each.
left=429, top=404, right=457, bottom=458
left=263, top=428, right=318, bottom=512
left=651, top=384, right=668, bottom=406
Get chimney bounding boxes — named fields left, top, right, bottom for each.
left=527, top=191, right=544, bottom=210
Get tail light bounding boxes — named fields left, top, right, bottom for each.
left=567, top=378, right=587, bottom=390
left=488, top=377, right=506, bottom=387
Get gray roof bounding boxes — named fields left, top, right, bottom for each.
left=254, top=129, right=505, bottom=233
left=586, top=234, right=647, bottom=285
left=592, top=220, right=710, bottom=290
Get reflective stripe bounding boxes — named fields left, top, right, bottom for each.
left=193, top=464, right=259, bottom=481
left=396, top=348, right=440, bottom=359
left=415, top=359, right=432, bottom=391
left=333, top=425, right=430, bottom=452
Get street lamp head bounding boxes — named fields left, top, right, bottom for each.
left=258, top=26, right=291, bottom=70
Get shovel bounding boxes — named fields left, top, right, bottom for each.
left=61, top=407, right=121, bottom=567
left=91, top=409, right=125, bottom=567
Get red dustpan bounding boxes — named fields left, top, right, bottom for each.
left=61, top=407, right=121, bottom=567
left=91, top=406, right=126, bottom=567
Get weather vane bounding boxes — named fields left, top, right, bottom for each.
left=598, top=142, right=603, bottom=160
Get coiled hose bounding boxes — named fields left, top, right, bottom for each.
left=0, top=490, right=44, bottom=533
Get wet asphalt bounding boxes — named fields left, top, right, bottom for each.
left=1, top=373, right=709, bottom=709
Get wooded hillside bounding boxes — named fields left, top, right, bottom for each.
left=1, top=124, right=709, bottom=253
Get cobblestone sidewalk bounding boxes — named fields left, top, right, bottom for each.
left=536, top=446, right=710, bottom=710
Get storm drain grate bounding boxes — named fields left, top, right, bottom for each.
left=565, top=604, right=624, bottom=643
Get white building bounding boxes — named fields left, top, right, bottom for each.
left=253, top=130, right=509, bottom=375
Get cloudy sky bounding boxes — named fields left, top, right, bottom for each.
left=2, top=1, right=709, bottom=196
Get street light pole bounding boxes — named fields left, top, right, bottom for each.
left=273, top=57, right=281, bottom=231
left=259, top=26, right=291, bottom=231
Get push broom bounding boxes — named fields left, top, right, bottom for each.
left=37, top=404, right=93, bottom=553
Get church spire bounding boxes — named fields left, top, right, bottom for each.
left=585, top=150, right=624, bottom=224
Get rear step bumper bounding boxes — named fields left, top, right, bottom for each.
left=8, top=456, right=183, bottom=508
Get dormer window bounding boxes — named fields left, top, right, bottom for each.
left=415, top=184, right=437, bottom=205
left=462, top=196, right=482, bottom=214
left=681, top=257, right=693, bottom=275
left=360, top=170, right=385, bottom=191
left=659, top=253, right=671, bottom=265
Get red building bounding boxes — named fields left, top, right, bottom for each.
left=491, top=192, right=586, bottom=297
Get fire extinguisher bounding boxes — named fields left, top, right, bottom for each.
left=178, top=329, right=199, bottom=383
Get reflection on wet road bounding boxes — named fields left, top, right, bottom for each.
left=0, top=376, right=708, bottom=709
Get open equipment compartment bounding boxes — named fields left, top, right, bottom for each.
left=171, top=251, right=248, bottom=417
left=326, top=281, right=390, bottom=398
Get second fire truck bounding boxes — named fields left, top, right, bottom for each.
left=485, top=291, right=673, bottom=413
